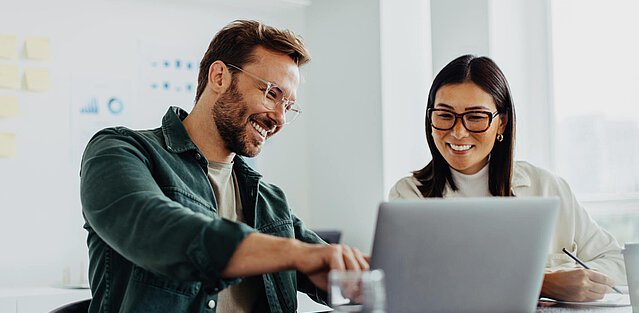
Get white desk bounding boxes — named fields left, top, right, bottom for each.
left=0, top=289, right=324, bottom=313
left=1, top=289, right=628, bottom=313
left=297, top=291, right=331, bottom=312
left=0, top=287, right=91, bottom=313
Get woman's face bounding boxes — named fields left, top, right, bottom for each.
left=431, top=82, right=507, bottom=175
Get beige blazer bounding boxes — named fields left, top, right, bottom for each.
left=389, top=161, right=626, bottom=284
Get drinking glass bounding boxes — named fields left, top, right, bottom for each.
left=329, top=269, right=386, bottom=313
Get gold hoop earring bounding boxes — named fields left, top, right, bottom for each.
left=496, top=134, right=504, bottom=142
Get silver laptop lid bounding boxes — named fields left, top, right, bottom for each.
left=371, top=197, right=559, bottom=313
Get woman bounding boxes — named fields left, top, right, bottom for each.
left=389, top=55, right=625, bottom=302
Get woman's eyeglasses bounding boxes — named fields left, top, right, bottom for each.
left=428, top=108, right=500, bottom=133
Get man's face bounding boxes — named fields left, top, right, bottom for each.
left=213, top=46, right=300, bottom=157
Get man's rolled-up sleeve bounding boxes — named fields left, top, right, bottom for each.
left=80, top=130, right=255, bottom=287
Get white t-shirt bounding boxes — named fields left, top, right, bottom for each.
left=207, top=161, right=262, bottom=313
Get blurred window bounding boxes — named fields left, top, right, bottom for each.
left=552, top=0, right=639, bottom=197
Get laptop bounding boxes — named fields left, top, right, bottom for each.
left=370, top=197, right=559, bottom=313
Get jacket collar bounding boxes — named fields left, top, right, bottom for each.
left=233, top=155, right=262, bottom=178
left=512, top=162, right=531, bottom=188
left=161, top=106, right=262, bottom=178
left=162, top=106, right=198, bottom=153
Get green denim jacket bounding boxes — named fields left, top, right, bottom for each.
left=80, top=107, right=327, bottom=313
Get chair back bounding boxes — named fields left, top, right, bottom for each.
left=49, top=299, right=90, bottom=313
left=313, top=229, right=342, bottom=244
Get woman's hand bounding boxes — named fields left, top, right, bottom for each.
left=541, top=268, right=615, bottom=302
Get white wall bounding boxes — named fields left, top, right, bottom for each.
left=380, top=0, right=433, bottom=197
left=0, top=0, right=308, bottom=287
left=304, top=0, right=384, bottom=253
left=430, top=0, right=489, bottom=73
left=299, top=0, right=434, bottom=253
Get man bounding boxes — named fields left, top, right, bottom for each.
left=80, top=20, right=368, bottom=313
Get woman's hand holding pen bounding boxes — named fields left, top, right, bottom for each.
left=540, top=268, right=616, bottom=302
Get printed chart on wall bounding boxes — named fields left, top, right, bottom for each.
left=70, top=76, right=133, bottom=167
left=138, top=40, right=200, bottom=116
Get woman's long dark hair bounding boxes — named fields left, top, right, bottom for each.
left=413, top=55, right=516, bottom=197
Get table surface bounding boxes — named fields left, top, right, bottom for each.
left=1, top=289, right=629, bottom=313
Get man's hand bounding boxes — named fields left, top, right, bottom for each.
left=221, top=233, right=369, bottom=291
left=293, top=243, right=369, bottom=290
left=541, top=268, right=615, bottom=302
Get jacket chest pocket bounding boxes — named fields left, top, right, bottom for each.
left=124, top=266, right=201, bottom=312
left=131, top=265, right=201, bottom=296
left=162, top=187, right=215, bottom=215
left=258, top=220, right=295, bottom=238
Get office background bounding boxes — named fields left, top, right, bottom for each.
left=0, top=0, right=637, bottom=289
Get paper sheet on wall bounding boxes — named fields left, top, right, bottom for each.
left=0, top=132, right=17, bottom=157
left=70, top=76, right=133, bottom=166
left=137, top=40, right=198, bottom=116
left=0, top=64, right=20, bottom=89
left=0, top=95, right=20, bottom=117
left=24, top=67, right=50, bottom=91
left=0, top=35, right=18, bottom=59
left=25, top=36, right=50, bottom=60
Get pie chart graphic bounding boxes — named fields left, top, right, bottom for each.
left=107, top=97, right=124, bottom=115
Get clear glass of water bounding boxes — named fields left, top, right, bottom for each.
left=329, top=269, right=386, bottom=313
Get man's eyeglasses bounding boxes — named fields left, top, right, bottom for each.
left=227, top=63, right=301, bottom=124
left=428, top=108, right=500, bottom=133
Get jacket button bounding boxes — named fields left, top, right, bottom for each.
left=195, top=153, right=202, bottom=160
left=207, top=300, right=216, bottom=309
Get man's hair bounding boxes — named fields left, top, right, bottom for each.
left=195, top=20, right=311, bottom=102
left=413, top=54, right=517, bottom=197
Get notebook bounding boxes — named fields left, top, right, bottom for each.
left=370, top=197, right=559, bottom=313
left=540, top=292, right=630, bottom=307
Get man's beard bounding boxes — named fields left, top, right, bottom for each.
left=213, top=79, right=264, bottom=157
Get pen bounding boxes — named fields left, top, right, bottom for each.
left=561, top=248, right=623, bottom=294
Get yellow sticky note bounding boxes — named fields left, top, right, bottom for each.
left=0, top=132, right=17, bottom=157
left=25, top=36, right=50, bottom=60
left=24, top=67, right=50, bottom=91
left=0, top=64, right=20, bottom=89
left=0, top=35, right=18, bottom=59
left=0, top=95, right=20, bottom=117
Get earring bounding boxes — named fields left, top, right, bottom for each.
left=496, top=134, right=504, bottom=142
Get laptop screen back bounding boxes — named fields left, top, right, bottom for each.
left=370, top=197, right=559, bottom=313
